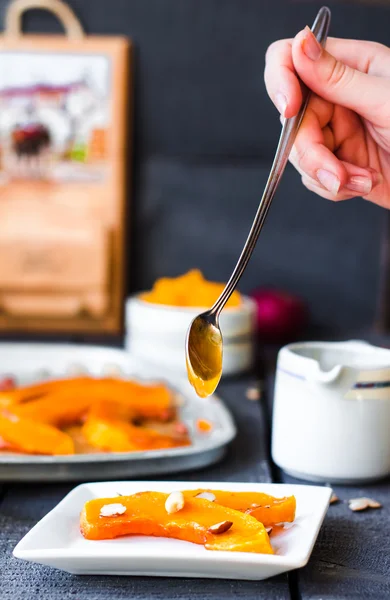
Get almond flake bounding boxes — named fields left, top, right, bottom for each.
left=100, top=503, right=127, bottom=517
left=246, top=387, right=260, bottom=401
left=165, top=491, right=185, bottom=514
left=195, top=491, right=216, bottom=502
left=265, top=526, right=273, bottom=534
left=67, top=363, right=88, bottom=376
left=208, top=520, right=233, bottom=534
left=330, top=494, right=339, bottom=505
left=348, top=497, right=382, bottom=512
left=103, top=364, right=124, bottom=378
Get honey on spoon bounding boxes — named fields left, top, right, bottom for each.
left=186, top=313, right=223, bottom=398
left=185, top=8, right=331, bottom=398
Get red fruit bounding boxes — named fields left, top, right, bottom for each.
left=250, top=289, right=308, bottom=342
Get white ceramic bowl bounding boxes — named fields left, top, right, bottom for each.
left=271, top=340, right=390, bottom=484
left=125, top=295, right=256, bottom=377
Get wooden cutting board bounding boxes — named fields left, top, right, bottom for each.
left=0, top=0, right=131, bottom=335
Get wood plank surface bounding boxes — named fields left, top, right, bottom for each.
left=282, top=474, right=390, bottom=600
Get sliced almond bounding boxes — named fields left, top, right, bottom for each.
left=348, top=497, right=382, bottom=512
left=102, top=364, right=124, bottom=378
left=165, top=491, right=185, bottom=514
left=100, top=503, right=127, bottom=517
left=67, top=363, right=88, bottom=376
left=330, top=494, right=339, bottom=505
left=265, top=526, right=273, bottom=534
left=247, top=503, right=270, bottom=512
left=246, top=386, right=260, bottom=401
left=208, top=520, right=233, bottom=534
left=195, top=491, right=216, bottom=502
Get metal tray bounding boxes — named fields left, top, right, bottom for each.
left=0, top=343, right=236, bottom=481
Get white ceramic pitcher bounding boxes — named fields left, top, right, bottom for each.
left=271, top=340, right=390, bottom=484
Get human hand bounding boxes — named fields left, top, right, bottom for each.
left=264, top=28, right=390, bottom=208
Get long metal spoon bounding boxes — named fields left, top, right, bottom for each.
left=185, top=6, right=331, bottom=398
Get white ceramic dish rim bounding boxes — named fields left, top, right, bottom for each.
left=13, top=481, right=332, bottom=570
left=127, top=294, right=256, bottom=315
left=278, top=340, right=390, bottom=378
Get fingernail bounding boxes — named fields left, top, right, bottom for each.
left=316, top=169, right=340, bottom=195
left=345, top=175, right=372, bottom=195
left=275, top=92, right=287, bottom=116
left=302, top=26, right=322, bottom=61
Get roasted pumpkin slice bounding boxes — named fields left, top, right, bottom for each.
left=0, top=411, right=74, bottom=455
left=12, top=394, right=93, bottom=426
left=0, top=376, right=90, bottom=408
left=82, top=402, right=188, bottom=452
left=183, top=490, right=296, bottom=526
left=80, top=491, right=273, bottom=554
left=103, top=380, right=175, bottom=421
left=10, top=379, right=175, bottom=425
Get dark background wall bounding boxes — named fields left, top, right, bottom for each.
left=1, top=0, right=388, bottom=335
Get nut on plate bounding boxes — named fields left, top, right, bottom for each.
left=208, top=520, right=233, bottom=534
left=165, top=491, right=185, bottom=514
left=99, top=503, right=127, bottom=517
left=195, top=491, right=216, bottom=502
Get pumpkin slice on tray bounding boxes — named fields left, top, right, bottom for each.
left=8, top=378, right=175, bottom=421
left=80, top=491, right=273, bottom=554
left=0, top=376, right=89, bottom=408
left=82, top=400, right=189, bottom=452
left=0, top=411, right=74, bottom=455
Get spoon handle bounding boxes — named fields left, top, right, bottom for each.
left=212, top=6, right=331, bottom=315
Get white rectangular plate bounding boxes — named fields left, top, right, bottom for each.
left=13, top=481, right=332, bottom=581
left=0, top=343, right=236, bottom=481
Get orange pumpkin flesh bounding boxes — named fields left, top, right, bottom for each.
left=82, top=401, right=188, bottom=452
left=0, top=412, right=74, bottom=455
left=141, top=270, right=241, bottom=309
left=183, top=490, right=296, bottom=526
left=80, top=492, right=273, bottom=554
left=12, top=394, right=93, bottom=427
left=9, top=379, right=174, bottom=424
left=0, top=377, right=90, bottom=409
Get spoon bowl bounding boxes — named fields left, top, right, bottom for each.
left=185, top=312, right=223, bottom=398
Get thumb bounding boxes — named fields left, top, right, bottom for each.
left=292, top=27, right=389, bottom=124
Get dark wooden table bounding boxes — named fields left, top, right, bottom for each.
left=1, top=378, right=389, bottom=600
